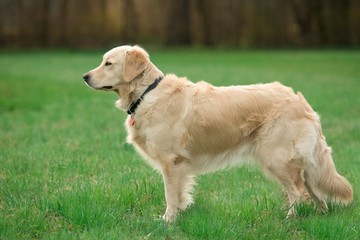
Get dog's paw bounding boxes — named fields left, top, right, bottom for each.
left=162, top=208, right=178, bottom=223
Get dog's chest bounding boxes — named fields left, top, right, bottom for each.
left=125, top=115, right=146, bottom=146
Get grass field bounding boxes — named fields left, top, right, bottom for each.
left=0, top=49, right=359, bottom=239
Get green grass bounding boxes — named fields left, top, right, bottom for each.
left=1, top=49, right=360, bottom=239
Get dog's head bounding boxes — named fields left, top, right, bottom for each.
left=83, top=45, right=163, bottom=110
left=83, top=45, right=151, bottom=91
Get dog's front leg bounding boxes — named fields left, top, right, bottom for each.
left=160, top=158, right=194, bottom=223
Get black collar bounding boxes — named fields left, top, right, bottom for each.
left=127, top=76, right=164, bottom=115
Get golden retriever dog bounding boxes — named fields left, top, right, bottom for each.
left=83, top=45, right=353, bottom=222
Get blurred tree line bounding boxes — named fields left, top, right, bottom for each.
left=0, top=0, right=359, bottom=48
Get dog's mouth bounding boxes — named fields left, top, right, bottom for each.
left=101, top=86, right=113, bottom=90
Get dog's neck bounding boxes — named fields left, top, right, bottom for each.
left=115, top=62, right=163, bottom=112
left=127, top=75, right=163, bottom=115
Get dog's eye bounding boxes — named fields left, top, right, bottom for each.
left=105, top=61, right=112, bottom=66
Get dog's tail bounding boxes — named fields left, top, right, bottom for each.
left=305, top=129, right=353, bottom=206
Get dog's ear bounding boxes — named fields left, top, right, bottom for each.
left=123, top=46, right=149, bottom=82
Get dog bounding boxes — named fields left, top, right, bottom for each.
left=83, top=45, right=353, bottom=222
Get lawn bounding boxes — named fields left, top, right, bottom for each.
left=0, top=49, right=359, bottom=239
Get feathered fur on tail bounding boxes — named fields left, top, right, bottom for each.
left=305, top=135, right=353, bottom=206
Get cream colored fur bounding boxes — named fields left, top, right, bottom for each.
left=83, top=45, right=353, bottom=222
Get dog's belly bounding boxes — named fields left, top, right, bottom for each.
left=190, top=144, right=255, bottom=174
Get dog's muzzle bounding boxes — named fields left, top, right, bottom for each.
left=83, top=74, right=113, bottom=90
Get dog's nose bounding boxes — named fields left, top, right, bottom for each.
left=83, top=74, right=90, bottom=82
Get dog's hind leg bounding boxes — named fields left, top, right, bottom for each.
left=260, top=154, right=306, bottom=218
left=276, top=163, right=305, bottom=218
left=304, top=177, right=328, bottom=212
left=284, top=169, right=305, bottom=218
